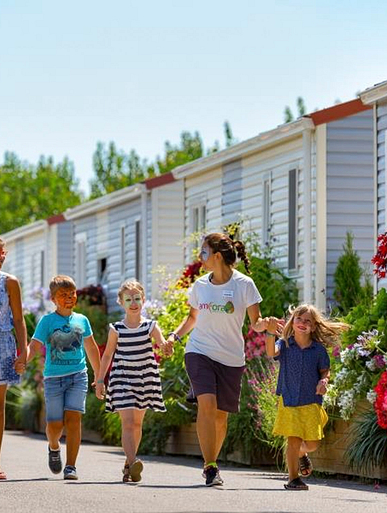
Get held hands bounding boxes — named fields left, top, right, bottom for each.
left=160, top=340, right=174, bottom=357
left=14, top=353, right=27, bottom=375
left=255, top=316, right=284, bottom=336
left=316, top=378, right=329, bottom=395
left=95, top=381, right=106, bottom=400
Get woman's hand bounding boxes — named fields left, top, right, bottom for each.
left=95, top=381, right=106, bottom=400
left=161, top=340, right=174, bottom=357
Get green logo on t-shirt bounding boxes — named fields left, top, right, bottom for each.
left=198, top=301, right=235, bottom=314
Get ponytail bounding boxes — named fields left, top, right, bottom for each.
left=234, top=240, right=251, bottom=274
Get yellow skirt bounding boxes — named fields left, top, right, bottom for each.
left=273, top=396, right=328, bottom=441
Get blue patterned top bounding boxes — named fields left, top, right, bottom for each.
left=0, top=272, right=13, bottom=332
left=275, top=336, right=330, bottom=407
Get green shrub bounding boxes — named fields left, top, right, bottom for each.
left=345, top=408, right=387, bottom=474
left=333, top=231, right=372, bottom=315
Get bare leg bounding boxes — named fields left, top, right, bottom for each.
left=287, top=436, right=303, bottom=482
left=299, top=440, right=320, bottom=456
left=119, top=409, right=146, bottom=465
left=46, top=419, right=64, bottom=451
left=0, top=385, right=6, bottom=469
left=196, top=394, right=218, bottom=465
left=64, top=411, right=82, bottom=467
left=214, top=409, right=228, bottom=461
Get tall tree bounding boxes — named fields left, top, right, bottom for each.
left=0, top=152, right=82, bottom=234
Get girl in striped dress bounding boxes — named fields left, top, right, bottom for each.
left=95, top=279, right=172, bottom=483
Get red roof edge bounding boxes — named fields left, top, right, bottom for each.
left=144, top=172, right=176, bottom=190
left=307, top=98, right=371, bottom=126
left=47, top=214, right=66, bottom=225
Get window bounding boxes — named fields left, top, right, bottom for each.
left=135, top=220, right=141, bottom=280
left=120, top=225, right=126, bottom=277
left=189, top=200, right=207, bottom=250
left=97, top=257, right=108, bottom=285
left=75, top=233, right=87, bottom=287
left=31, top=250, right=45, bottom=288
left=288, top=168, right=298, bottom=271
left=262, top=175, right=271, bottom=245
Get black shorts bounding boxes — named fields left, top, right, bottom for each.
left=185, top=352, right=245, bottom=413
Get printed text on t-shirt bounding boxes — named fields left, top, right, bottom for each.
left=198, top=301, right=235, bottom=314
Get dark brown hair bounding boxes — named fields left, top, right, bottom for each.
left=204, top=233, right=251, bottom=274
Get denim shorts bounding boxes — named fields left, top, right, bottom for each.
left=44, top=371, right=88, bottom=422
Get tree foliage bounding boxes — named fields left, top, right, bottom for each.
left=284, top=96, right=307, bottom=123
left=89, top=122, right=235, bottom=199
left=333, top=231, right=367, bottom=315
left=0, top=152, right=83, bottom=234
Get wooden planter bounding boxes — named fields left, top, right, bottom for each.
left=311, top=403, right=387, bottom=479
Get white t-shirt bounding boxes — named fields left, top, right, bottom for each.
left=186, top=269, right=262, bottom=367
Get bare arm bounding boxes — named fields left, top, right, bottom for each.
left=247, top=303, right=266, bottom=331
left=316, top=369, right=330, bottom=395
left=84, top=335, right=101, bottom=383
left=7, top=275, right=27, bottom=372
left=151, top=322, right=172, bottom=357
left=265, top=317, right=280, bottom=358
left=166, top=306, right=198, bottom=346
left=95, top=328, right=118, bottom=400
left=27, top=339, right=43, bottom=363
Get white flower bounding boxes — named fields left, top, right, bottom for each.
left=338, top=389, right=356, bottom=420
left=366, top=390, right=377, bottom=405
left=366, top=359, right=377, bottom=371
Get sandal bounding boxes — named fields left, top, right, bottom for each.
left=284, top=477, right=309, bottom=490
left=129, top=459, right=143, bottom=483
left=0, top=470, right=7, bottom=480
left=299, top=454, right=313, bottom=477
left=122, top=463, right=130, bottom=483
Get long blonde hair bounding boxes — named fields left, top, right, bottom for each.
left=282, top=304, right=349, bottom=348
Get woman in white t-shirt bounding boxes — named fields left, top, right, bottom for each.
left=167, top=233, right=276, bottom=487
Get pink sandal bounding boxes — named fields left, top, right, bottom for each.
left=0, top=470, right=7, bottom=480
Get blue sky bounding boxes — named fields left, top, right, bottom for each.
left=1, top=0, right=386, bottom=194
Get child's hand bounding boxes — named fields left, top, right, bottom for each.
left=14, top=354, right=27, bottom=375
left=95, top=382, right=106, bottom=400
left=316, top=378, right=328, bottom=395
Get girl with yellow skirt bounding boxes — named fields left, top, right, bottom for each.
left=265, top=305, right=347, bottom=490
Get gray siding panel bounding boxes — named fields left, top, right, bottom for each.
left=326, top=109, right=374, bottom=304
left=57, top=222, right=73, bottom=277
left=377, top=101, right=387, bottom=237
left=222, top=159, right=242, bottom=225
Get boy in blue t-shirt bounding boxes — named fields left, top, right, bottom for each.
left=28, top=275, right=100, bottom=480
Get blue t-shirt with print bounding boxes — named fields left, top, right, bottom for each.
left=33, top=312, right=92, bottom=378
left=275, top=336, right=330, bottom=407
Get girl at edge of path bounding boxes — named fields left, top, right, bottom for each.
left=266, top=305, right=348, bottom=491
left=0, top=236, right=28, bottom=480
left=167, top=232, right=282, bottom=487
left=95, top=279, right=172, bottom=483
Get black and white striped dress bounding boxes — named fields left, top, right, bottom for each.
left=106, top=319, right=166, bottom=412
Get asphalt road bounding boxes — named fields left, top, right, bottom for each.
left=0, top=430, right=386, bottom=513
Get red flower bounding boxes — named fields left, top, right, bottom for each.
left=372, top=233, right=387, bottom=279
left=374, top=371, right=387, bottom=430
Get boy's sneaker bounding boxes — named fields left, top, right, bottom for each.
left=48, top=446, right=62, bottom=474
left=63, top=465, right=78, bottom=480
left=204, top=465, right=224, bottom=486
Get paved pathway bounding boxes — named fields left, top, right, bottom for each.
left=1, top=430, right=386, bottom=513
